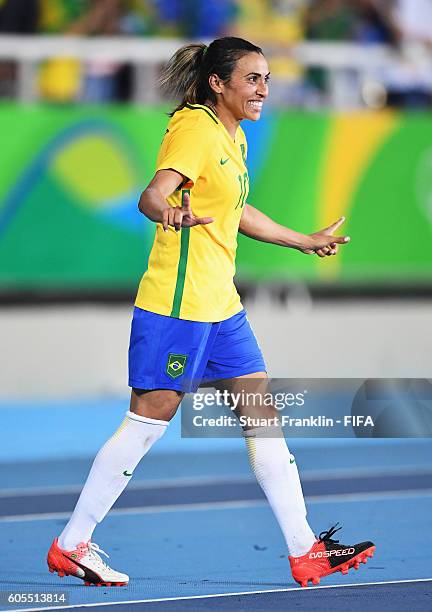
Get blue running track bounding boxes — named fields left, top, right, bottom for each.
left=0, top=400, right=431, bottom=612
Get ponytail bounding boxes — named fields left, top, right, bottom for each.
left=159, top=37, right=263, bottom=116
left=159, top=43, right=207, bottom=115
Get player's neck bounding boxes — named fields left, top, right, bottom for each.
left=206, top=102, right=239, bottom=141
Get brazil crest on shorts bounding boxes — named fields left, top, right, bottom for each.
left=166, top=353, right=187, bottom=379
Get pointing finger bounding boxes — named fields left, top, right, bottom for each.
left=324, top=216, right=346, bottom=234
left=181, top=191, right=191, bottom=211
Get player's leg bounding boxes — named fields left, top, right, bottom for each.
left=203, top=310, right=375, bottom=586
left=56, top=388, right=180, bottom=551
left=48, top=388, right=181, bottom=586
left=201, top=310, right=315, bottom=555
left=48, top=307, right=215, bottom=586
left=215, top=372, right=317, bottom=559
left=219, top=373, right=375, bottom=587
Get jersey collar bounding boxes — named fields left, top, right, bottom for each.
left=185, top=103, right=241, bottom=144
left=185, top=103, right=219, bottom=125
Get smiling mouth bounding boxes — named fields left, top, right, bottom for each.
left=247, top=100, right=263, bottom=110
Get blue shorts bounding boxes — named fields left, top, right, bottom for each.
left=128, top=308, right=266, bottom=392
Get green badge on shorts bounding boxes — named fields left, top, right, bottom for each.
left=166, top=353, right=187, bottom=379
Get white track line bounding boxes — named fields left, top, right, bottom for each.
left=0, top=500, right=266, bottom=522
left=307, top=488, right=432, bottom=503
left=0, top=476, right=255, bottom=498
left=9, top=578, right=432, bottom=612
left=1, top=489, right=432, bottom=523
left=2, top=465, right=431, bottom=497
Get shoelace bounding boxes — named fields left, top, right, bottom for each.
left=318, top=522, right=342, bottom=543
left=88, top=542, right=109, bottom=559
left=78, top=542, right=110, bottom=570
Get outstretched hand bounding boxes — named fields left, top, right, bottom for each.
left=301, top=216, right=350, bottom=257
left=162, top=192, right=214, bottom=232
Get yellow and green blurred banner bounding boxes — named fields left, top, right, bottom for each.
left=0, top=104, right=431, bottom=291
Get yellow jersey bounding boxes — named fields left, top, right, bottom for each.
left=135, top=103, right=249, bottom=322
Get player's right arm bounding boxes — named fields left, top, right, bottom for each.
left=138, top=169, right=213, bottom=231
left=138, top=169, right=182, bottom=223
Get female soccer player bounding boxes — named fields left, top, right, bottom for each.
left=48, top=37, right=375, bottom=588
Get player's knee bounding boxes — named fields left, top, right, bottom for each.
left=130, top=388, right=182, bottom=421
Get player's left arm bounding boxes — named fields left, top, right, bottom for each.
left=238, top=203, right=350, bottom=258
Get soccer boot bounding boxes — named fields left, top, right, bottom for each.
left=47, top=538, right=129, bottom=586
left=289, top=523, right=375, bottom=587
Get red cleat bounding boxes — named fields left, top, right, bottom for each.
left=289, top=523, right=375, bottom=588
left=47, top=538, right=129, bottom=587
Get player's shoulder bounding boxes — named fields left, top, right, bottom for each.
left=169, top=104, right=220, bottom=134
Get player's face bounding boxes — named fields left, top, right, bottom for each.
left=223, top=53, right=270, bottom=121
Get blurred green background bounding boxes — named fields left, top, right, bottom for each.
left=1, top=104, right=431, bottom=291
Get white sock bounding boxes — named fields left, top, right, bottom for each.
left=244, top=427, right=316, bottom=557
left=58, top=411, right=168, bottom=551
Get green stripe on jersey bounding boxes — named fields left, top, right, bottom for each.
left=170, top=189, right=191, bottom=318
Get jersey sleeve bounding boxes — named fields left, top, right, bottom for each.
left=155, top=125, right=212, bottom=186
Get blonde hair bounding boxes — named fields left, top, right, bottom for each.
left=159, top=43, right=207, bottom=113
